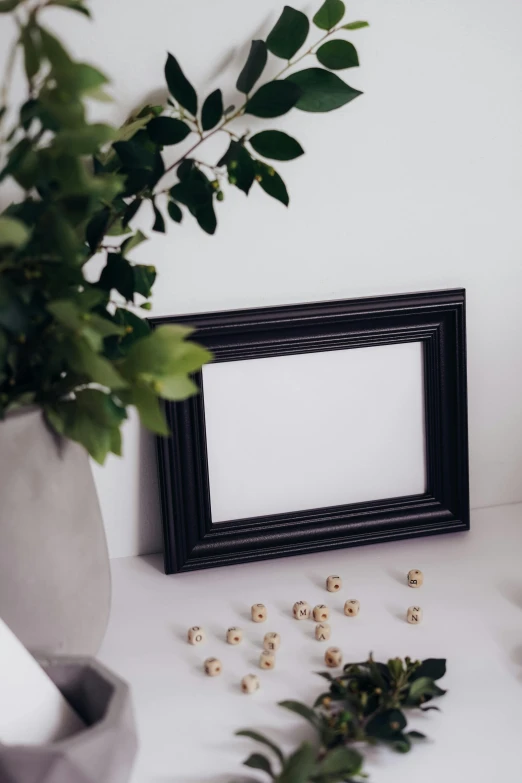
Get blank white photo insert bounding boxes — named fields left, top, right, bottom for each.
left=203, top=341, right=426, bottom=524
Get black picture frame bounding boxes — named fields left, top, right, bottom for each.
left=151, top=289, right=469, bottom=574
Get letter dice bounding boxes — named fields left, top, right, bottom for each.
left=315, top=623, right=331, bottom=641
left=241, top=674, right=260, bottom=694
left=226, top=627, right=243, bottom=645
left=313, top=604, right=330, bottom=622
left=326, top=575, right=342, bottom=592
left=251, top=603, right=267, bottom=623
left=188, top=626, right=205, bottom=645
left=325, top=647, right=342, bottom=668
left=204, top=657, right=222, bottom=676
left=259, top=650, right=276, bottom=670
left=344, top=599, right=360, bottom=617
left=263, top=632, right=281, bottom=651
left=408, top=569, right=423, bottom=588
left=407, top=606, right=423, bottom=624
left=293, top=601, right=311, bottom=620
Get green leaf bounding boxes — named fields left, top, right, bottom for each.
left=133, top=264, right=156, bottom=297
left=278, top=700, right=318, bottom=728
left=236, top=40, right=268, bottom=94
left=342, top=20, right=369, bottom=30
left=165, top=52, right=197, bottom=116
left=235, top=731, right=285, bottom=765
left=123, top=198, right=143, bottom=226
left=19, top=99, right=39, bottom=131
left=39, top=27, right=72, bottom=69
left=279, top=742, right=315, bottom=783
left=85, top=208, right=110, bottom=253
left=154, top=374, right=199, bottom=400
left=131, top=384, right=169, bottom=435
left=0, top=0, right=22, bottom=12
left=313, top=0, right=345, bottom=30
left=152, top=202, right=166, bottom=233
left=244, top=753, right=275, bottom=778
left=393, top=734, right=412, bottom=753
left=45, top=391, right=125, bottom=464
left=387, top=658, right=404, bottom=683
left=407, top=730, right=427, bottom=740
left=66, top=340, right=127, bottom=389
left=21, top=26, right=41, bottom=80
left=0, top=280, right=27, bottom=333
left=121, top=230, right=147, bottom=256
left=286, top=68, right=362, bottom=112
left=52, top=124, right=115, bottom=154
left=87, top=314, right=125, bottom=338
left=245, top=81, right=301, bottom=118
left=267, top=6, right=309, bottom=60
left=122, top=324, right=210, bottom=379
left=111, top=114, right=156, bottom=146
left=194, top=201, right=216, bottom=235
left=313, top=746, right=363, bottom=777
left=104, top=307, right=151, bottom=358
left=408, top=677, right=447, bottom=702
left=113, top=139, right=155, bottom=170
left=67, top=63, right=109, bottom=95
left=201, top=89, right=223, bottom=131
left=0, top=216, right=29, bottom=248
left=365, top=708, right=407, bottom=741
left=147, top=117, right=191, bottom=146
left=218, top=141, right=255, bottom=195
left=98, top=253, right=135, bottom=301
left=316, top=40, right=359, bottom=70
left=167, top=200, right=183, bottom=223
left=255, top=161, right=289, bottom=206
left=249, top=130, right=304, bottom=161
left=411, top=659, right=446, bottom=681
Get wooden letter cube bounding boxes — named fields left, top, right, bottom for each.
left=251, top=604, right=267, bottom=623
left=325, top=647, right=342, bottom=668
left=407, top=605, right=423, bottom=624
left=226, top=627, right=243, bottom=645
left=188, top=626, right=205, bottom=645
left=408, top=569, right=423, bottom=588
left=204, top=657, right=222, bottom=676
left=293, top=601, right=311, bottom=620
left=315, top=623, right=331, bottom=641
left=259, top=650, right=276, bottom=670
left=326, top=575, right=342, bottom=592
left=263, top=632, right=281, bottom=651
left=241, top=674, right=260, bottom=694
left=344, top=599, right=360, bottom=617
left=313, top=604, right=330, bottom=622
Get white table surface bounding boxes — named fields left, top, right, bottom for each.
left=100, top=503, right=522, bottom=783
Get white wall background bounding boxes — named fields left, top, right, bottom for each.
left=2, top=0, right=522, bottom=557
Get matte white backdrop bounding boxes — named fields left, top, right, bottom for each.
left=204, top=343, right=426, bottom=523
left=2, top=0, right=521, bottom=556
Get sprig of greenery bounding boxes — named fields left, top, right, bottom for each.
left=0, top=0, right=368, bottom=462
left=236, top=653, right=447, bottom=781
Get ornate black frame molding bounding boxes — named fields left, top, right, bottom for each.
left=152, top=289, right=469, bottom=574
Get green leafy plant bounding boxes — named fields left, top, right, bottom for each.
left=0, top=0, right=368, bottom=462
left=236, top=654, right=447, bottom=781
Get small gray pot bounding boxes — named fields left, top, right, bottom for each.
left=0, top=656, right=138, bottom=783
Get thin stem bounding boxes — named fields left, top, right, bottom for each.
left=273, top=25, right=341, bottom=80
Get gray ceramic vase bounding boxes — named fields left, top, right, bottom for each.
left=0, top=656, right=138, bottom=783
left=0, top=407, right=111, bottom=655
